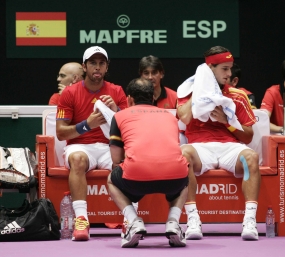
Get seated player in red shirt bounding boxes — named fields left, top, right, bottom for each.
left=177, top=46, right=260, bottom=241
left=56, top=46, right=127, bottom=241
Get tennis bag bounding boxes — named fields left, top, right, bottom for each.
left=0, top=198, right=60, bottom=241
left=0, top=147, right=37, bottom=190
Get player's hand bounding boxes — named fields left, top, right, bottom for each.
left=210, top=106, right=228, bottom=124
left=99, top=95, right=118, bottom=112
left=58, top=83, right=72, bottom=94
left=87, top=109, right=107, bottom=129
left=58, top=84, right=66, bottom=94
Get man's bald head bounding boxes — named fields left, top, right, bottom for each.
left=57, top=62, right=84, bottom=86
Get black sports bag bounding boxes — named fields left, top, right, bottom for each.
left=0, top=198, right=60, bottom=241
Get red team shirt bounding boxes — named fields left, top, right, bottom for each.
left=260, top=85, right=283, bottom=126
left=110, top=105, right=188, bottom=181
left=57, top=80, right=127, bottom=145
left=155, top=86, right=177, bottom=109
left=49, top=93, right=60, bottom=105
left=177, top=84, right=256, bottom=143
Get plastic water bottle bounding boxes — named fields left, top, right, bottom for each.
left=266, top=205, right=275, bottom=238
left=60, top=191, right=74, bottom=239
left=68, top=193, right=75, bottom=230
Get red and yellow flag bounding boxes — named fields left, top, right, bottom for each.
left=16, top=12, right=66, bottom=46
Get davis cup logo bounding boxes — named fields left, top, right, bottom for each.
left=117, top=14, right=130, bottom=28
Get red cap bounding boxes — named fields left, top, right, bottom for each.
left=64, top=191, right=70, bottom=195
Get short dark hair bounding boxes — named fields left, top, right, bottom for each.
left=138, top=55, right=164, bottom=75
left=204, top=46, right=230, bottom=58
left=126, top=78, right=154, bottom=103
left=230, top=63, right=241, bottom=81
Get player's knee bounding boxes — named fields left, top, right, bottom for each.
left=69, top=152, right=88, bottom=172
left=245, top=150, right=259, bottom=167
left=240, top=150, right=259, bottom=180
left=181, top=145, right=195, bottom=161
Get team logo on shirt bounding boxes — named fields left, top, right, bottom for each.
left=57, top=109, right=65, bottom=118
left=91, top=98, right=97, bottom=103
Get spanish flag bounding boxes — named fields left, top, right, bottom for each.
left=16, top=12, right=66, bottom=46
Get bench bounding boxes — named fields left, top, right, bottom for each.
left=36, top=109, right=285, bottom=236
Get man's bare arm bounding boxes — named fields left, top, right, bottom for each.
left=177, top=97, right=193, bottom=125
left=261, top=109, right=283, bottom=133
left=56, top=109, right=106, bottom=141
left=211, top=105, right=254, bottom=144
left=110, top=145, right=125, bottom=168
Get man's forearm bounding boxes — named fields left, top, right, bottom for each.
left=177, top=98, right=193, bottom=125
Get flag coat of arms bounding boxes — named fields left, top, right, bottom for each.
left=16, top=12, right=66, bottom=46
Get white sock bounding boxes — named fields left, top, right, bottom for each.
left=122, top=205, right=138, bottom=224
left=167, top=207, right=182, bottom=222
left=72, top=200, right=88, bottom=220
left=132, top=202, right=138, bottom=212
left=124, top=202, right=138, bottom=223
left=244, top=202, right=258, bottom=220
left=184, top=202, right=199, bottom=219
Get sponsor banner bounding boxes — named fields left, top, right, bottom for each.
left=6, top=0, right=239, bottom=58
left=278, top=145, right=285, bottom=224
left=195, top=179, right=245, bottom=222
left=37, top=143, right=46, bottom=199
left=87, top=210, right=149, bottom=216
left=87, top=184, right=109, bottom=196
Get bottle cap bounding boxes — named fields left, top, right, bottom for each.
left=64, top=191, right=71, bottom=196
left=268, top=205, right=272, bottom=208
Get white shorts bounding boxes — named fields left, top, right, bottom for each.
left=63, top=143, right=112, bottom=171
left=190, top=142, right=250, bottom=178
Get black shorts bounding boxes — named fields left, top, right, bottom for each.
left=110, top=166, right=189, bottom=203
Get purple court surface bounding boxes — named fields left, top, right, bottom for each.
left=1, top=223, right=284, bottom=257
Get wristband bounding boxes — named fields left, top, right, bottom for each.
left=225, top=123, right=237, bottom=133
left=75, top=120, right=91, bottom=134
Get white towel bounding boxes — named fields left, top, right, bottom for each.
left=93, top=100, right=115, bottom=139
left=177, top=75, right=195, bottom=98
left=177, top=63, right=243, bottom=131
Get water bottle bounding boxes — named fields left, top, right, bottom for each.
left=266, top=205, right=275, bottom=238
left=60, top=191, right=74, bottom=239
left=68, top=193, right=75, bottom=230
